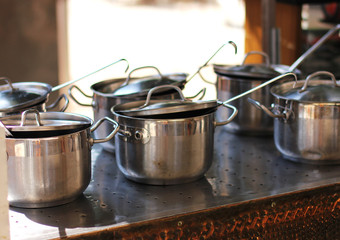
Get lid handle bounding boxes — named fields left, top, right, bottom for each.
left=20, top=109, right=43, bottom=127
left=0, top=77, right=17, bottom=92
left=299, top=71, right=340, bottom=93
left=140, top=85, right=186, bottom=109
left=241, top=51, right=270, bottom=66
left=121, top=66, right=164, bottom=87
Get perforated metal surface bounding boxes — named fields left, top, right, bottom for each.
left=9, top=128, right=340, bottom=239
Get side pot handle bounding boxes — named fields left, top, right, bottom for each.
left=215, top=102, right=238, bottom=127
left=45, top=94, right=70, bottom=112
left=68, top=85, right=93, bottom=107
left=90, top=117, right=119, bottom=145
left=247, top=98, right=285, bottom=118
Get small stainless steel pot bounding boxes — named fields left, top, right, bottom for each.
left=249, top=71, right=340, bottom=164
left=6, top=111, right=119, bottom=208
left=110, top=85, right=238, bottom=185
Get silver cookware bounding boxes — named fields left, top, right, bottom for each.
left=111, top=87, right=238, bottom=185
left=6, top=110, right=119, bottom=208
left=248, top=71, right=340, bottom=164
left=0, top=77, right=69, bottom=116
left=110, top=73, right=294, bottom=185
left=68, top=66, right=193, bottom=152
left=212, top=51, right=299, bottom=136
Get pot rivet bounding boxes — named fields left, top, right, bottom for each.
left=135, top=131, right=143, bottom=140
left=177, top=221, right=183, bottom=227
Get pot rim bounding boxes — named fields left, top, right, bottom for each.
left=0, top=79, right=51, bottom=112
left=270, top=79, right=340, bottom=103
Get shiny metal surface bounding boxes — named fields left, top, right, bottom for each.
left=113, top=111, right=216, bottom=185
left=0, top=79, right=51, bottom=112
left=8, top=128, right=340, bottom=240
left=216, top=75, right=277, bottom=136
left=273, top=99, right=340, bottom=164
left=7, top=117, right=119, bottom=208
left=112, top=103, right=237, bottom=185
left=7, top=129, right=92, bottom=208
left=70, top=78, right=182, bottom=152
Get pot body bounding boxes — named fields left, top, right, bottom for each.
left=273, top=98, right=340, bottom=164
left=112, top=112, right=215, bottom=185
left=91, top=79, right=182, bottom=152
left=216, top=75, right=275, bottom=136
left=7, top=129, right=92, bottom=208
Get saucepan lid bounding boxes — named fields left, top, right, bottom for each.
left=213, top=51, right=282, bottom=79
left=110, top=66, right=188, bottom=97
left=114, top=72, right=297, bottom=118
left=270, top=71, right=340, bottom=102
left=0, top=77, right=52, bottom=112
left=114, top=85, right=219, bottom=118
left=1, top=109, right=93, bottom=135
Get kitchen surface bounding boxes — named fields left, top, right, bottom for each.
left=1, top=0, right=340, bottom=239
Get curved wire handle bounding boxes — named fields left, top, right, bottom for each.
left=186, top=41, right=238, bottom=83
left=52, top=58, right=129, bottom=92
left=121, top=66, right=163, bottom=87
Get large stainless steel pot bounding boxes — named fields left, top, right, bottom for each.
left=69, top=66, right=190, bottom=152
left=111, top=96, right=237, bottom=185
left=5, top=110, right=119, bottom=208
left=249, top=71, right=340, bottom=164
left=110, top=73, right=296, bottom=185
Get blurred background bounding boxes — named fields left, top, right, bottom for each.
left=0, top=0, right=339, bottom=115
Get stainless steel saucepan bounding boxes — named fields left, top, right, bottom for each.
left=4, top=109, right=119, bottom=208
left=110, top=72, right=296, bottom=185
left=248, top=71, right=340, bottom=164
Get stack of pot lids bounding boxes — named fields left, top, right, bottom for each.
left=213, top=63, right=281, bottom=79
left=0, top=82, right=52, bottom=112
left=1, top=110, right=93, bottom=138
left=110, top=73, right=188, bottom=97
left=271, top=80, right=340, bottom=103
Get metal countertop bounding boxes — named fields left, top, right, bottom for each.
left=9, top=128, right=340, bottom=239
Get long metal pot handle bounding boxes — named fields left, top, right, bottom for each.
left=45, top=94, right=70, bottom=112
left=68, top=85, right=93, bottom=107
left=186, top=87, right=206, bottom=100
left=186, top=41, right=238, bottom=83
left=222, top=72, right=297, bottom=105
left=247, top=98, right=286, bottom=119
left=52, top=58, right=129, bottom=92
left=288, top=24, right=340, bottom=72
left=215, top=103, right=238, bottom=127
left=90, top=117, right=119, bottom=145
